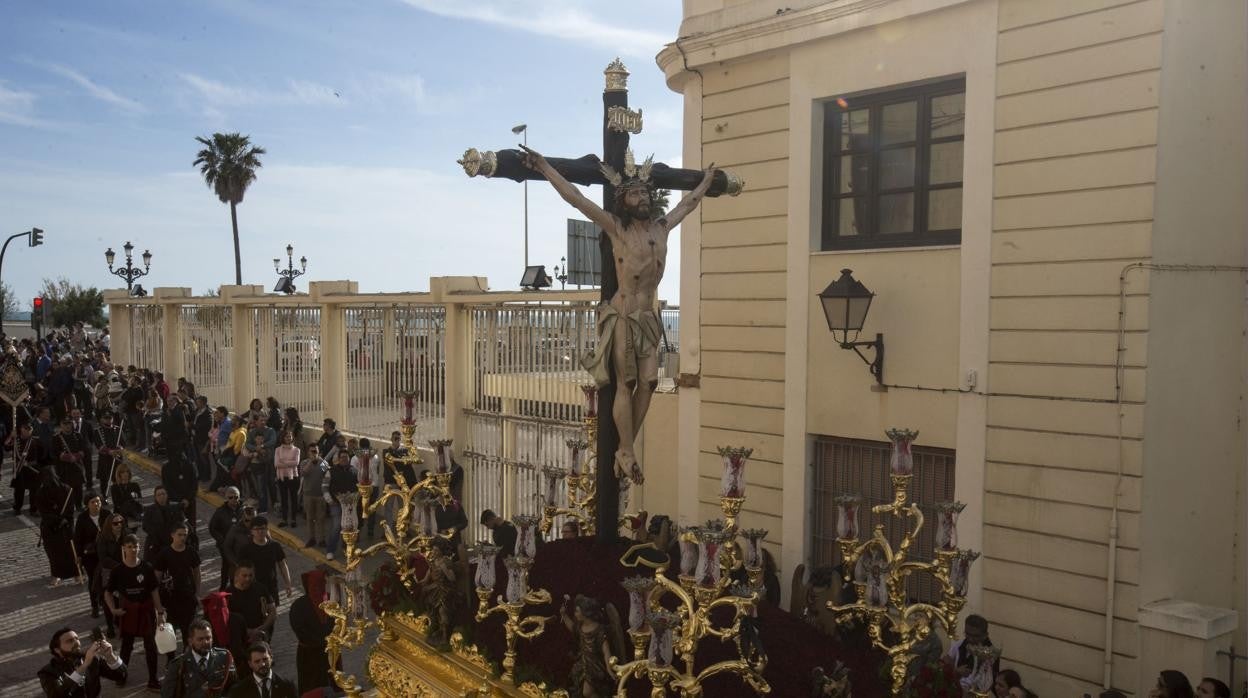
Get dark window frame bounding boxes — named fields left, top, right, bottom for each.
left=820, top=77, right=966, bottom=251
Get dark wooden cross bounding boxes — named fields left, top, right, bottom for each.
left=459, top=59, right=742, bottom=542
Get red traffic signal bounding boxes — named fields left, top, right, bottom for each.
left=33, top=296, right=43, bottom=310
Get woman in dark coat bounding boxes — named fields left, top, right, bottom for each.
left=74, top=491, right=111, bottom=617
left=36, top=467, right=79, bottom=585
left=289, top=568, right=337, bottom=694
left=95, top=512, right=126, bottom=638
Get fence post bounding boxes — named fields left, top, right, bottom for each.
left=221, top=285, right=261, bottom=411
left=312, top=281, right=356, bottom=430
left=156, top=288, right=190, bottom=382
left=104, top=291, right=133, bottom=366
left=442, top=299, right=468, bottom=450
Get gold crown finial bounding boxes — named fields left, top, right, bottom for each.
left=605, top=58, right=629, bottom=92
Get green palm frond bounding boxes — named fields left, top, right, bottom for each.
left=192, top=132, right=266, bottom=205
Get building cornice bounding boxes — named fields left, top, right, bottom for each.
left=657, top=0, right=973, bottom=90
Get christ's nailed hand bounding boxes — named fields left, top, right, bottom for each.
left=518, top=143, right=544, bottom=170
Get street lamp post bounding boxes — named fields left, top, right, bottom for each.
left=552, top=256, right=568, bottom=290
left=273, top=243, right=307, bottom=294
left=105, top=241, right=152, bottom=295
left=512, top=123, right=529, bottom=267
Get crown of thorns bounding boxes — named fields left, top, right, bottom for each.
left=599, top=149, right=653, bottom=188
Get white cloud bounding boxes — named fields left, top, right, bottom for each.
left=0, top=81, right=39, bottom=127
left=399, top=0, right=670, bottom=57
left=180, top=73, right=343, bottom=108
left=38, top=62, right=145, bottom=112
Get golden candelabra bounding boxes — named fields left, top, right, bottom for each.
left=323, top=397, right=459, bottom=697
left=473, top=544, right=553, bottom=685
left=827, top=428, right=981, bottom=697
left=609, top=446, right=770, bottom=696
left=539, top=438, right=596, bottom=537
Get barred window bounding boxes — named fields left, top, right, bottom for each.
left=811, top=435, right=956, bottom=603
left=821, top=77, right=965, bottom=250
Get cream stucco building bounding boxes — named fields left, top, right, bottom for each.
left=653, top=0, right=1248, bottom=694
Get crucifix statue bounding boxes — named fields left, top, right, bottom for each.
left=459, top=58, right=743, bottom=542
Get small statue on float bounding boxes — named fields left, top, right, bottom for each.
left=560, top=594, right=625, bottom=698
left=417, top=537, right=458, bottom=647
left=811, top=661, right=852, bottom=697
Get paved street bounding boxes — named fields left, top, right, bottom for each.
left=0, top=455, right=368, bottom=697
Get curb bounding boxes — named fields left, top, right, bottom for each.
left=122, top=450, right=347, bottom=573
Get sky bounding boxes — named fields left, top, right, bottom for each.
left=0, top=0, right=685, bottom=306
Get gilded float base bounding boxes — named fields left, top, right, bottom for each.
left=368, top=613, right=569, bottom=697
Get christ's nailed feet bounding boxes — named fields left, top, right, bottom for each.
left=615, top=451, right=645, bottom=486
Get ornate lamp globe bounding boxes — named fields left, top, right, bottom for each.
left=105, top=248, right=115, bottom=267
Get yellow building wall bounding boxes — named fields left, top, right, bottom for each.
left=695, top=51, right=792, bottom=549
left=984, top=1, right=1164, bottom=694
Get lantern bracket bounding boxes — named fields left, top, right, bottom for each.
left=841, top=333, right=884, bottom=385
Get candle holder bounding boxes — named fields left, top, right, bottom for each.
left=537, top=437, right=597, bottom=537
left=324, top=409, right=459, bottom=695
left=428, top=438, right=454, bottom=473
left=609, top=445, right=770, bottom=696
left=828, top=427, right=981, bottom=697
left=322, top=569, right=372, bottom=697
left=965, top=644, right=1003, bottom=697
left=475, top=554, right=552, bottom=685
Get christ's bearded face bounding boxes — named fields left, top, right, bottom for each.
left=619, top=185, right=651, bottom=221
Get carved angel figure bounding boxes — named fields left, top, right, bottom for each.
left=561, top=594, right=625, bottom=698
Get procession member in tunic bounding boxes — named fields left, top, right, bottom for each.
left=69, top=406, right=94, bottom=489
left=141, top=485, right=181, bottom=562
left=56, top=416, right=87, bottom=513
left=96, top=513, right=126, bottom=638
left=38, top=627, right=127, bottom=698
left=105, top=534, right=166, bottom=691
left=288, top=567, right=336, bottom=695
left=74, top=492, right=111, bottom=618
left=522, top=145, right=715, bottom=484
left=10, top=420, right=45, bottom=515
left=153, top=520, right=201, bottom=652
left=160, top=619, right=236, bottom=698
left=37, top=467, right=80, bottom=586
left=92, top=411, right=124, bottom=504
left=109, top=463, right=143, bottom=532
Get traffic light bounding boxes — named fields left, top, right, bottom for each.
left=31, top=296, right=43, bottom=329
left=29, top=228, right=44, bottom=247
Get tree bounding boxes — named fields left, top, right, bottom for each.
left=40, top=277, right=105, bottom=328
left=0, top=281, right=17, bottom=321
left=193, top=132, right=266, bottom=285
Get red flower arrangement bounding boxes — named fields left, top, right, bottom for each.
left=911, top=661, right=963, bottom=698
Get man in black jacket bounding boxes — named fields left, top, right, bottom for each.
left=226, top=641, right=296, bottom=698
left=210, top=487, right=243, bottom=591
left=141, top=486, right=181, bottom=561
left=480, top=509, right=518, bottom=556
left=38, top=627, right=127, bottom=697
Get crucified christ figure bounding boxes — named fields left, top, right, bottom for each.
left=521, top=145, right=715, bottom=486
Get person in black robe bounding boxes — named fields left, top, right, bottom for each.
left=74, top=492, right=111, bottom=618
left=109, top=464, right=143, bottom=532
left=141, top=485, right=181, bottom=562
left=37, top=467, right=80, bottom=585
left=9, top=421, right=45, bottom=515
left=38, top=627, right=127, bottom=698
left=288, top=568, right=337, bottom=695
left=55, top=416, right=87, bottom=513
left=95, top=513, right=126, bottom=639
left=91, top=411, right=124, bottom=504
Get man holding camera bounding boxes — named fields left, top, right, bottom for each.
left=39, top=627, right=127, bottom=697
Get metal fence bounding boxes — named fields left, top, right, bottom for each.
left=131, top=305, right=164, bottom=374
left=180, top=305, right=233, bottom=408
left=255, top=306, right=324, bottom=425
left=343, top=305, right=447, bottom=444
left=461, top=302, right=597, bottom=540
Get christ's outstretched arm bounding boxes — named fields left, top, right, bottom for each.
left=662, top=165, right=716, bottom=229
left=519, top=145, right=616, bottom=232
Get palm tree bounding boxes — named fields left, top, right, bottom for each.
left=193, top=133, right=266, bottom=285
